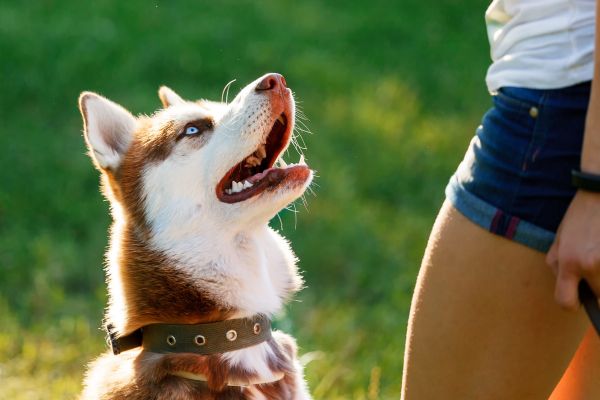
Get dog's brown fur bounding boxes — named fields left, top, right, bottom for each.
left=83, top=333, right=300, bottom=399
left=79, top=208, right=301, bottom=399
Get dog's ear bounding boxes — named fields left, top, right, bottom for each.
left=79, top=92, right=136, bottom=172
left=158, top=86, right=184, bottom=108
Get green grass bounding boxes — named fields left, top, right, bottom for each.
left=0, top=0, right=491, bottom=398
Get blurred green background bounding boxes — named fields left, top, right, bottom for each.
left=0, top=0, right=491, bottom=398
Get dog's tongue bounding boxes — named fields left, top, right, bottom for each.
left=248, top=168, right=273, bottom=184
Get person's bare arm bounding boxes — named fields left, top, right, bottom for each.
left=582, top=1, right=600, bottom=174
left=546, top=0, right=600, bottom=310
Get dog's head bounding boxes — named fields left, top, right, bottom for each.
left=79, top=74, right=312, bottom=242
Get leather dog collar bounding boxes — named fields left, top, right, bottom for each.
left=106, top=314, right=272, bottom=355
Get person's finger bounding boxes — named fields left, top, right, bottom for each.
left=555, top=267, right=580, bottom=311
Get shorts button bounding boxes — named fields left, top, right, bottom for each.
left=529, top=107, right=539, bottom=118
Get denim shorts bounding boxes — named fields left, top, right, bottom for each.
left=446, top=82, right=591, bottom=252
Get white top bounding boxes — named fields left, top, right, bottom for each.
left=485, top=0, right=596, bottom=92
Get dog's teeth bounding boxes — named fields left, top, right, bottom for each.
left=277, top=115, right=285, bottom=124
left=226, top=189, right=232, bottom=195
left=243, top=180, right=253, bottom=189
left=257, top=145, right=267, bottom=159
left=299, top=154, right=306, bottom=165
left=231, top=181, right=243, bottom=193
left=245, top=156, right=261, bottom=167
left=278, top=158, right=288, bottom=168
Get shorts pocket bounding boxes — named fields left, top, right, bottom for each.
left=493, top=87, right=539, bottom=115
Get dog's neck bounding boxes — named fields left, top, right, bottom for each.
left=104, top=215, right=302, bottom=336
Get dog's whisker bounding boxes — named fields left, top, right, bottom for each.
left=300, top=195, right=309, bottom=211
left=221, top=79, right=237, bottom=104
left=293, top=202, right=298, bottom=229
left=295, top=112, right=309, bottom=122
left=295, top=133, right=308, bottom=150
left=295, top=117, right=310, bottom=127
left=295, top=120, right=312, bottom=133
left=275, top=211, right=284, bottom=231
left=294, top=127, right=312, bottom=137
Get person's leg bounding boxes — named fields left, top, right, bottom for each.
left=549, top=326, right=600, bottom=399
left=401, top=201, right=590, bottom=400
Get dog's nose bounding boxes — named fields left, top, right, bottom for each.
left=255, top=73, right=287, bottom=92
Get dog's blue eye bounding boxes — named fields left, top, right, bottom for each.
left=177, top=119, right=214, bottom=141
left=185, top=126, right=199, bottom=135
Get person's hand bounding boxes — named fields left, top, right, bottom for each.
left=546, top=190, right=600, bottom=310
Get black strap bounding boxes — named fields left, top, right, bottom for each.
left=142, top=314, right=271, bottom=355
left=578, top=280, right=600, bottom=336
left=106, top=323, right=143, bottom=355
left=105, top=315, right=271, bottom=356
left=571, top=169, right=600, bottom=192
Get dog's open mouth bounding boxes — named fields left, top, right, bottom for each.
left=216, top=113, right=310, bottom=203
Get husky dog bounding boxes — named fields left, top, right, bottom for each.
left=78, top=73, right=313, bottom=399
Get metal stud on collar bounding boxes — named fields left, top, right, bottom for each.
left=167, top=335, right=176, bottom=346
left=226, top=329, right=237, bottom=341
left=194, top=334, right=206, bottom=346
left=253, top=323, right=261, bottom=335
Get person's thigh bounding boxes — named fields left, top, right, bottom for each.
left=549, top=327, right=600, bottom=399
left=401, top=202, right=589, bottom=400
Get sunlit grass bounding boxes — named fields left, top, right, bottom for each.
left=0, top=0, right=490, bottom=398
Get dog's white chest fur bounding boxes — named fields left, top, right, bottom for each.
left=148, top=223, right=300, bottom=317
